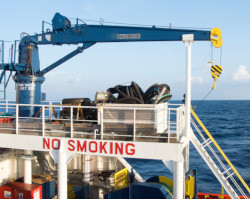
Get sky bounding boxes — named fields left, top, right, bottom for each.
left=0, top=0, right=250, bottom=100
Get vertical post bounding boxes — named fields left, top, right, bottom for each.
left=182, top=34, right=194, bottom=173
left=82, top=155, right=93, bottom=198
left=133, top=108, right=136, bottom=141
left=173, top=161, right=184, bottom=199
left=58, top=150, right=68, bottom=199
left=176, top=108, right=180, bottom=139
left=22, top=150, right=33, bottom=184
left=42, top=105, right=45, bottom=136
left=16, top=105, right=19, bottom=134
left=1, top=41, right=4, bottom=64
left=1, top=41, right=6, bottom=100
left=168, top=109, right=170, bottom=143
left=14, top=40, right=17, bottom=64
left=10, top=44, right=13, bottom=63
left=6, top=100, right=8, bottom=112
left=42, top=21, right=44, bottom=33
left=73, top=155, right=78, bottom=170
left=94, top=129, right=98, bottom=140
left=182, top=34, right=194, bottom=138
left=70, top=106, right=73, bottom=138
left=49, top=101, right=52, bottom=120
left=4, top=71, right=6, bottom=100
left=84, top=155, right=94, bottom=184
left=100, top=108, right=103, bottom=140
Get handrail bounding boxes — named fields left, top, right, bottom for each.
left=191, top=109, right=250, bottom=195
left=0, top=102, right=183, bottom=142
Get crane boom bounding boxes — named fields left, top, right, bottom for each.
left=33, top=24, right=211, bottom=45
left=22, top=12, right=221, bottom=46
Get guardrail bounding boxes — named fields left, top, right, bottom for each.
left=0, top=101, right=184, bottom=143
left=191, top=109, right=249, bottom=198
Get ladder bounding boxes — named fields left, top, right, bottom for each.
left=190, top=109, right=250, bottom=199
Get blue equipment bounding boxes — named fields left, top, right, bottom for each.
left=104, top=182, right=173, bottom=199
left=0, top=13, right=218, bottom=117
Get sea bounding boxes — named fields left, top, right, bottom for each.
left=127, top=100, right=250, bottom=194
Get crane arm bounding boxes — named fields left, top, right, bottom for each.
left=22, top=13, right=222, bottom=47
left=38, top=42, right=95, bottom=75
left=33, top=25, right=212, bottom=45
left=17, top=13, right=222, bottom=76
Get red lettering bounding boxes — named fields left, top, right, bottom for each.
left=110, top=142, right=113, bottom=154
left=115, top=143, right=123, bottom=155
left=68, top=140, right=75, bottom=151
left=77, top=140, right=87, bottom=152
left=126, top=143, right=135, bottom=155
left=89, top=141, right=97, bottom=153
left=43, top=138, right=50, bottom=149
left=100, top=142, right=107, bottom=154
left=52, top=139, right=60, bottom=149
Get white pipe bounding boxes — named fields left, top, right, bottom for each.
left=173, top=161, right=184, bottom=199
left=58, top=151, right=67, bottom=199
left=83, top=155, right=93, bottom=184
left=183, top=35, right=194, bottom=172
left=73, top=155, right=78, bottom=170
left=23, top=150, right=33, bottom=184
left=184, top=38, right=193, bottom=137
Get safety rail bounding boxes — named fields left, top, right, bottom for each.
left=191, top=109, right=250, bottom=199
left=0, top=100, right=62, bottom=117
left=0, top=102, right=184, bottom=143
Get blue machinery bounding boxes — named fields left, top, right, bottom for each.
left=0, top=13, right=222, bottom=117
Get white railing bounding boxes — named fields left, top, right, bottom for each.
left=191, top=109, right=250, bottom=198
left=0, top=101, right=184, bottom=142
left=0, top=100, right=62, bottom=117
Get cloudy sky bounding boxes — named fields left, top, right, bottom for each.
left=0, top=1, right=250, bottom=100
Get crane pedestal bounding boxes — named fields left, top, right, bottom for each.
left=13, top=75, right=45, bottom=117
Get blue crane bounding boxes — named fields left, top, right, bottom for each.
left=0, top=13, right=222, bottom=117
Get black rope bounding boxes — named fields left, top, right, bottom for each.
left=211, top=43, right=213, bottom=61
left=193, top=89, right=213, bottom=110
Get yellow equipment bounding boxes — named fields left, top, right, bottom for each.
left=210, top=27, right=223, bottom=48
left=186, top=175, right=195, bottom=199
left=211, top=65, right=222, bottom=90
left=114, top=168, right=129, bottom=190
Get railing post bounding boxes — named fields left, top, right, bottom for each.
left=70, top=106, right=73, bottom=138
left=100, top=108, right=103, bottom=140
left=49, top=101, right=52, bottom=119
left=42, top=105, right=45, bottom=136
left=176, top=108, right=180, bottom=141
left=94, top=129, right=98, bottom=140
left=168, top=109, right=170, bottom=143
left=6, top=100, right=8, bottom=113
left=133, top=108, right=136, bottom=141
left=16, top=105, right=19, bottom=135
